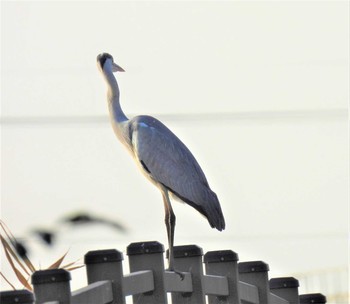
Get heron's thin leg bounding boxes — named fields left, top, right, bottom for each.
left=162, top=189, right=176, bottom=270
left=162, top=190, right=185, bottom=280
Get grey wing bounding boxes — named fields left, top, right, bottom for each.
left=130, top=116, right=225, bottom=231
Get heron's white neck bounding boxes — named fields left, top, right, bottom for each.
left=103, top=65, right=128, bottom=123
left=102, top=65, right=132, bottom=151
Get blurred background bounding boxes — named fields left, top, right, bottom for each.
left=1, top=1, right=348, bottom=302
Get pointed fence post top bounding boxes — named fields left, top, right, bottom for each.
left=31, top=268, right=71, bottom=285
left=270, top=277, right=299, bottom=289
left=127, top=241, right=164, bottom=255
left=238, top=261, right=270, bottom=273
left=84, top=248, right=123, bottom=264
left=300, top=293, right=327, bottom=303
left=0, top=290, right=34, bottom=304
left=204, top=250, right=239, bottom=263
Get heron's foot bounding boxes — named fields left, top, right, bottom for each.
left=167, top=267, right=185, bottom=281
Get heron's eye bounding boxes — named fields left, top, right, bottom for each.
left=97, top=53, right=113, bottom=69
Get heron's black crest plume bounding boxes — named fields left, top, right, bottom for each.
left=97, top=53, right=113, bottom=69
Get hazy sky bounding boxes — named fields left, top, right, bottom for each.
left=2, top=1, right=348, bottom=117
left=1, top=0, right=348, bottom=296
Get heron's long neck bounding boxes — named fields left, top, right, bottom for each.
left=103, top=68, right=128, bottom=123
left=103, top=67, right=133, bottom=150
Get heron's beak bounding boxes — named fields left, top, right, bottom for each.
left=112, top=63, right=125, bottom=72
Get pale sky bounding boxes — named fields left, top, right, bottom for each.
left=1, top=0, right=348, bottom=298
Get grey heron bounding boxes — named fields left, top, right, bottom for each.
left=96, top=53, right=225, bottom=274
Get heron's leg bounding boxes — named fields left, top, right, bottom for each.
left=162, top=189, right=176, bottom=270
left=162, top=189, right=184, bottom=280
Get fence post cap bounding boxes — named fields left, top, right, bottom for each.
left=127, top=241, right=164, bottom=255
left=171, top=244, right=203, bottom=258
left=0, top=290, right=34, bottom=304
left=238, top=261, right=269, bottom=273
left=204, top=250, right=239, bottom=263
left=270, top=277, right=299, bottom=289
left=299, top=293, right=327, bottom=303
left=84, top=248, right=123, bottom=264
left=31, top=268, right=71, bottom=285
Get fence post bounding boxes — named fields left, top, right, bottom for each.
left=204, top=250, right=240, bottom=304
left=84, top=249, right=125, bottom=304
left=299, top=293, right=327, bottom=303
left=270, top=277, right=300, bottom=304
left=0, top=290, right=34, bottom=304
left=127, top=241, right=167, bottom=303
left=31, top=268, right=71, bottom=304
left=238, top=261, right=270, bottom=303
left=170, top=244, right=205, bottom=304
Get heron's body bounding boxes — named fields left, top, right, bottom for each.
left=97, top=53, right=225, bottom=272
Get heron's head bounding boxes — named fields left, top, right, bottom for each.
left=97, top=53, right=125, bottom=73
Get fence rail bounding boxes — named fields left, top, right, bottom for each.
left=0, top=241, right=327, bottom=304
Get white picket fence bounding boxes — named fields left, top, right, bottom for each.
left=0, top=241, right=327, bottom=304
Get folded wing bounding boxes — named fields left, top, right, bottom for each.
left=130, top=115, right=225, bottom=231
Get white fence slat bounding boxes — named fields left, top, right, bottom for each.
left=71, top=280, right=113, bottom=304
left=203, top=275, right=229, bottom=296
left=239, top=261, right=270, bottom=303
left=127, top=241, right=167, bottom=303
left=270, top=277, right=300, bottom=304
left=84, top=249, right=125, bottom=304
left=270, top=293, right=290, bottom=304
left=239, top=281, right=259, bottom=304
left=164, top=271, right=193, bottom=293
left=171, top=245, right=206, bottom=304
left=123, top=270, right=154, bottom=296
left=15, top=242, right=326, bottom=304
left=31, top=269, right=71, bottom=304
left=204, top=250, right=241, bottom=304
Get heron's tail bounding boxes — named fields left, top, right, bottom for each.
left=169, top=184, right=226, bottom=231
left=204, top=190, right=225, bottom=231
left=186, top=187, right=226, bottom=231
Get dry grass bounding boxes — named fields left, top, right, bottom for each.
left=0, top=220, right=83, bottom=291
